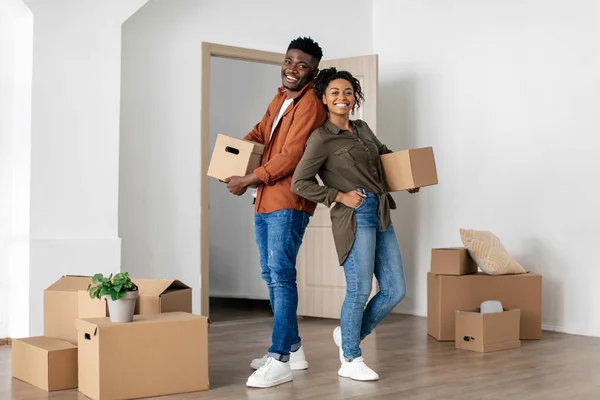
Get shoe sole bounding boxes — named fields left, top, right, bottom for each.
left=290, top=360, right=308, bottom=370
left=251, top=360, right=308, bottom=370
left=337, top=369, right=379, bottom=381
left=246, top=374, right=293, bottom=388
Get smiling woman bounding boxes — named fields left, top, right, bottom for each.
left=292, top=67, right=419, bottom=382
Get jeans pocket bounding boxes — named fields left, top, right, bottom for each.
left=354, top=189, right=367, bottom=210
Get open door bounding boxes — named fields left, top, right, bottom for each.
left=296, top=55, right=379, bottom=319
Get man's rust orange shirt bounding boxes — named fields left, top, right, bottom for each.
left=243, top=83, right=327, bottom=215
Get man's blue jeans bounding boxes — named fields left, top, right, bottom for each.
left=340, top=191, right=407, bottom=360
left=255, top=209, right=310, bottom=362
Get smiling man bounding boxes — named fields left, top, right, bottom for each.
left=224, top=37, right=327, bottom=388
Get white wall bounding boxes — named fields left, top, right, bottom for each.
left=208, top=57, right=281, bottom=300
left=24, top=0, right=149, bottom=336
left=375, top=0, right=600, bottom=336
left=0, top=0, right=32, bottom=338
left=120, top=0, right=374, bottom=313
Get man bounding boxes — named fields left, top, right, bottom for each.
left=225, top=37, right=327, bottom=388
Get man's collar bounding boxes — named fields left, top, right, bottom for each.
left=278, top=80, right=315, bottom=100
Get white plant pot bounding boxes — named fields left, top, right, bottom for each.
left=106, top=290, right=138, bottom=323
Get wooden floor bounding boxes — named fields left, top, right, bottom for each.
left=3, top=314, right=600, bottom=399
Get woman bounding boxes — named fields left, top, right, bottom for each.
left=291, top=67, right=418, bottom=381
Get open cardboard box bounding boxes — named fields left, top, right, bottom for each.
left=455, top=308, right=521, bottom=353
left=77, top=278, right=192, bottom=319
left=428, top=272, right=542, bottom=341
left=45, top=276, right=192, bottom=344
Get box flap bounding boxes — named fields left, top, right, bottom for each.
left=45, top=276, right=92, bottom=292
left=14, top=336, right=77, bottom=351
left=133, top=279, right=191, bottom=296
left=456, top=308, right=481, bottom=315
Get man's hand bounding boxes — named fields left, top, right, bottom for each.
left=335, top=190, right=366, bottom=208
left=407, top=187, right=420, bottom=194
left=225, top=173, right=262, bottom=196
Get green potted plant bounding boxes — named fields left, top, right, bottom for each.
left=87, top=272, right=138, bottom=323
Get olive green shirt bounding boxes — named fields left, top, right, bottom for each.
left=291, top=119, right=396, bottom=265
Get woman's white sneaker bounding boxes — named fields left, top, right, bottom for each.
left=333, top=326, right=344, bottom=364
left=338, top=357, right=379, bottom=381
left=246, top=357, right=293, bottom=388
left=250, top=346, right=308, bottom=370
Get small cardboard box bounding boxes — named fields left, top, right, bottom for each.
left=381, top=147, right=438, bottom=191
left=207, top=134, right=264, bottom=181
left=12, top=337, right=78, bottom=391
left=77, top=312, right=209, bottom=400
left=455, top=309, right=521, bottom=352
left=44, top=275, right=93, bottom=344
left=77, top=279, right=192, bottom=319
left=427, top=272, right=542, bottom=341
left=431, top=247, right=477, bottom=275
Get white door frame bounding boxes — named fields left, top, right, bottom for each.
left=200, top=42, right=285, bottom=317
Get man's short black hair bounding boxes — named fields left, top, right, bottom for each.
left=287, top=36, right=323, bottom=64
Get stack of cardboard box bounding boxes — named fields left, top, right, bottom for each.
left=428, top=248, right=542, bottom=353
left=11, top=275, right=210, bottom=399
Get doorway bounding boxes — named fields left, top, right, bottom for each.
left=201, top=43, right=285, bottom=322
left=207, top=55, right=281, bottom=322
left=200, top=42, right=379, bottom=321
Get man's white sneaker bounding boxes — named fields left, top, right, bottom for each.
left=338, top=356, right=379, bottom=381
left=246, top=357, right=293, bottom=388
left=333, top=326, right=344, bottom=364
left=250, top=346, right=309, bottom=370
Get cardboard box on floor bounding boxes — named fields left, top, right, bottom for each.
left=381, top=147, right=438, bottom=191
left=77, top=312, right=209, bottom=400
left=77, top=278, right=192, bottom=319
left=207, top=133, right=264, bottom=182
left=455, top=309, right=521, bottom=353
left=431, top=247, right=478, bottom=275
left=45, top=276, right=93, bottom=344
left=45, top=276, right=192, bottom=344
left=12, top=337, right=78, bottom=391
left=427, top=272, right=542, bottom=341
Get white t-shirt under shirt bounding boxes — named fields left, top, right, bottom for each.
left=252, top=98, right=293, bottom=199
left=270, top=98, right=293, bottom=139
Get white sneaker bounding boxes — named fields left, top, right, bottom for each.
left=338, top=357, right=380, bottom=381
left=333, top=326, right=344, bottom=364
left=250, top=346, right=309, bottom=370
left=246, top=357, right=293, bottom=388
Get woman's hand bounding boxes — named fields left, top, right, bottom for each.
left=407, top=188, right=420, bottom=194
left=335, top=190, right=367, bottom=208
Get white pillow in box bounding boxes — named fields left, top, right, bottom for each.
left=459, top=229, right=528, bottom=276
